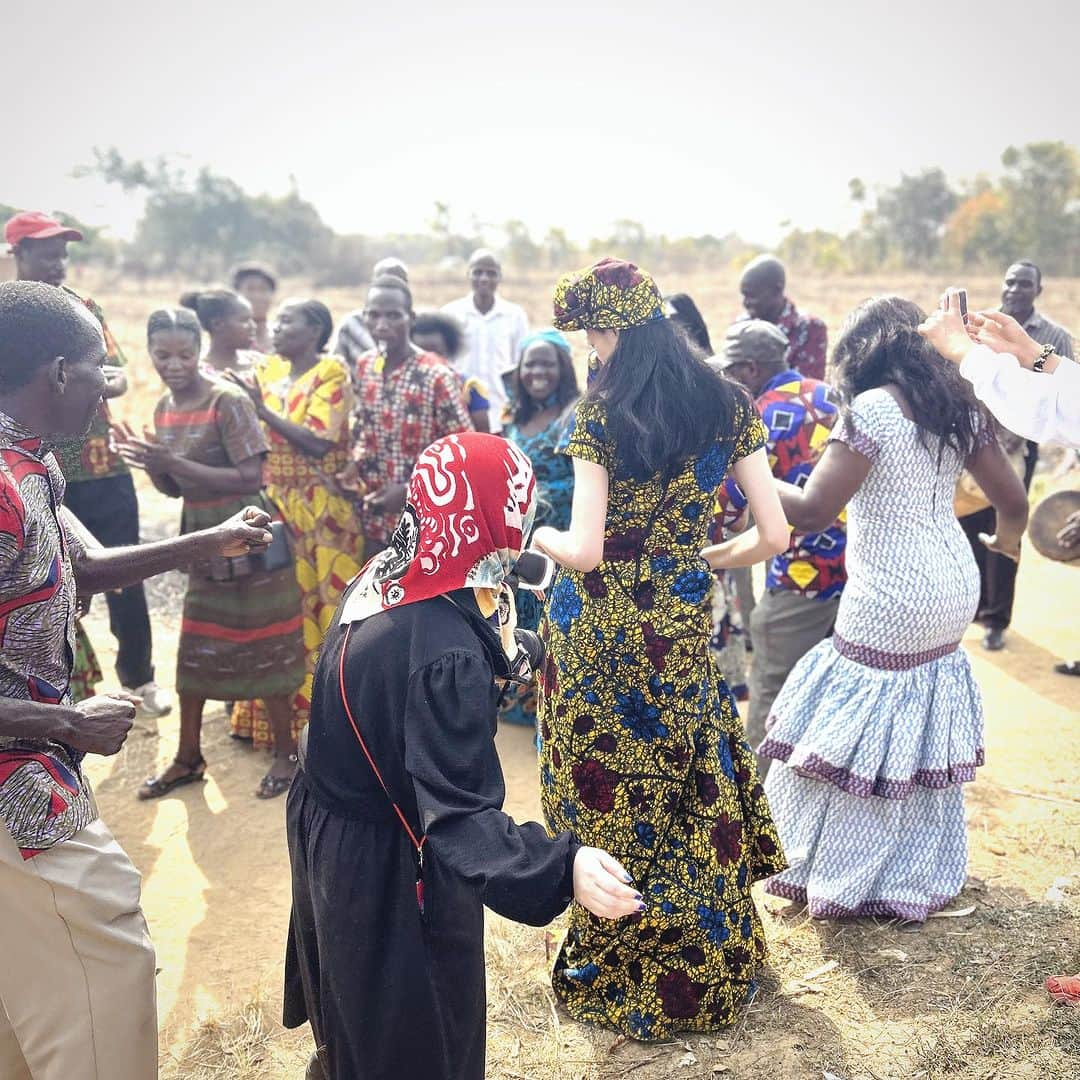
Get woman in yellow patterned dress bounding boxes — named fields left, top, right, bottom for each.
left=531, top=259, right=790, bottom=1041
left=227, top=300, right=364, bottom=757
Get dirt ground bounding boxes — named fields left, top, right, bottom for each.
left=68, top=271, right=1080, bottom=1078
left=77, top=473, right=1078, bottom=1080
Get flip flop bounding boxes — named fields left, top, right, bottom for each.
left=1053, top=660, right=1080, bottom=677
left=1045, top=974, right=1080, bottom=1005
left=138, top=756, right=206, bottom=800
left=255, top=753, right=298, bottom=799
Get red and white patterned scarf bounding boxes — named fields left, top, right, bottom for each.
left=339, top=432, right=536, bottom=630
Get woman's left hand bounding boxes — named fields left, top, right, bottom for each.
left=115, top=428, right=176, bottom=473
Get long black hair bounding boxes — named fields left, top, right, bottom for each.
left=833, top=296, right=981, bottom=459
left=664, top=292, right=713, bottom=356
left=511, top=338, right=580, bottom=427
left=589, top=318, right=750, bottom=480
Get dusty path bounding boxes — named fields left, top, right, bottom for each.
left=80, top=477, right=1079, bottom=1079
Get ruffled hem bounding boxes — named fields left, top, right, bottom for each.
left=759, top=638, right=984, bottom=801
left=758, top=740, right=984, bottom=799
left=763, top=879, right=952, bottom=924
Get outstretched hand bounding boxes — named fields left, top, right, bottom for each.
left=210, top=506, right=274, bottom=558
left=572, top=847, right=643, bottom=920
left=966, top=309, right=1043, bottom=365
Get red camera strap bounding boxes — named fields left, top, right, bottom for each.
left=338, top=623, right=426, bottom=911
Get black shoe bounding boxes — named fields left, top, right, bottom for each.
left=983, top=628, right=1006, bottom=651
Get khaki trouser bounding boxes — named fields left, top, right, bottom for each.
left=0, top=816, right=158, bottom=1079
left=747, top=589, right=841, bottom=775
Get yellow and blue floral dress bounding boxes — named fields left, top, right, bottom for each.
left=538, top=397, right=786, bottom=1040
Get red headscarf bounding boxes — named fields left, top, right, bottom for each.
left=339, top=432, right=536, bottom=626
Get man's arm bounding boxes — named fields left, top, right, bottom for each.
left=72, top=507, right=274, bottom=594
left=0, top=694, right=135, bottom=756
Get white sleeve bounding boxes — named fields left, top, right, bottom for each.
left=959, top=345, right=1080, bottom=448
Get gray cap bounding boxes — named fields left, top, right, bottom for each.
left=717, top=319, right=789, bottom=367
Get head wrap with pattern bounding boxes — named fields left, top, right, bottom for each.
left=552, top=257, right=665, bottom=332
left=339, top=432, right=536, bottom=626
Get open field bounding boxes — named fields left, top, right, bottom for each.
left=56, top=269, right=1080, bottom=1078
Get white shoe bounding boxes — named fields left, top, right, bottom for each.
left=126, top=681, right=173, bottom=719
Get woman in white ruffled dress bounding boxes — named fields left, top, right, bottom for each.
left=759, top=296, right=1029, bottom=922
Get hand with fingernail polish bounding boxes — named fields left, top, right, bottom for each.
left=572, top=847, right=642, bottom=919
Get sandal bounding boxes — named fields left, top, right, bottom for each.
left=256, top=753, right=298, bottom=799
left=1053, top=660, right=1080, bottom=677
left=138, top=755, right=206, bottom=800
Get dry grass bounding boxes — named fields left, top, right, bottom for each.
left=66, top=268, right=1080, bottom=1079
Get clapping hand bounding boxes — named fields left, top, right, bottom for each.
left=112, top=420, right=176, bottom=474
left=224, top=369, right=264, bottom=411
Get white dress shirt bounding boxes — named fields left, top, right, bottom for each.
left=441, top=294, right=529, bottom=432
left=959, top=345, right=1080, bottom=449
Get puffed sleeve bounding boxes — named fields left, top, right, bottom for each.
left=215, top=388, right=269, bottom=463
left=403, top=649, right=579, bottom=926
left=560, top=398, right=613, bottom=472
left=303, top=357, right=354, bottom=442
left=828, top=389, right=890, bottom=463
left=729, top=402, right=767, bottom=466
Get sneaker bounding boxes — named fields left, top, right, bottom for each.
left=126, top=681, right=173, bottom=720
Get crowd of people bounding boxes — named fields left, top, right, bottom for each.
left=0, top=206, right=1076, bottom=1080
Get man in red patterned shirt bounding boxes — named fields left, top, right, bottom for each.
left=351, top=277, right=472, bottom=549
left=739, top=255, right=828, bottom=381
left=0, top=282, right=278, bottom=1079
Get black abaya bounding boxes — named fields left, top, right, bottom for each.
left=284, top=588, right=578, bottom=1080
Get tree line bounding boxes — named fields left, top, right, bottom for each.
left=8, top=141, right=1079, bottom=281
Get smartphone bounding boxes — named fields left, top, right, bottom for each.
left=942, top=288, right=969, bottom=324
left=514, top=549, right=557, bottom=592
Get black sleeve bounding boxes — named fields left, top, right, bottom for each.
left=403, top=649, right=579, bottom=926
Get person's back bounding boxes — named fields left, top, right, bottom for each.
left=531, top=258, right=791, bottom=1043
left=836, top=385, right=981, bottom=652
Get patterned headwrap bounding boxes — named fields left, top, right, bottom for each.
left=339, top=432, right=537, bottom=629
left=552, top=257, right=665, bottom=332
left=517, top=327, right=572, bottom=361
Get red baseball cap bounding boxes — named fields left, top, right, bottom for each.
left=4, top=210, right=84, bottom=249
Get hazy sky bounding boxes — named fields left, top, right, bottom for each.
left=8, top=0, right=1080, bottom=246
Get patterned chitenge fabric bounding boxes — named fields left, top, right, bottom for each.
left=537, top=397, right=786, bottom=1040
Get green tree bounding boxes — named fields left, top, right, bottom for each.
left=77, top=147, right=333, bottom=275
left=998, top=141, right=1080, bottom=273
left=872, top=168, right=957, bottom=265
